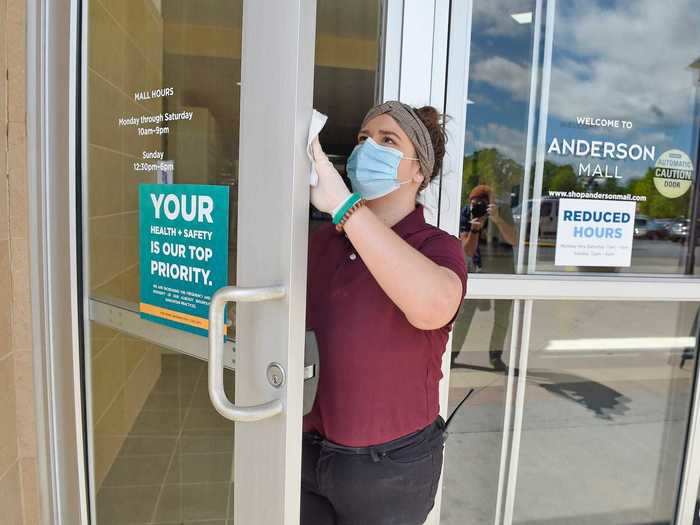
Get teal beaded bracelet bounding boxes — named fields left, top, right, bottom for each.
left=332, top=193, right=362, bottom=224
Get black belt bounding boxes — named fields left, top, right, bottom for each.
left=303, top=416, right=446, bottom=462
left=303, top=392, right=474, bottom=463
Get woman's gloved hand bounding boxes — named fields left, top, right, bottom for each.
left=310, top=137, right=351, bottom=214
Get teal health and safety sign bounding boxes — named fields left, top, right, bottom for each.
left=139, top=184, right=229, bottom=337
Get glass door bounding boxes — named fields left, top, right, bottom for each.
left=81, top=1, right=316, bottom=523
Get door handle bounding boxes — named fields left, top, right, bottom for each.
left=208, top=285, right=287, bottom=422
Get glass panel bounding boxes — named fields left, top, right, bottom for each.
left=310, top=0, right=382, bottom=231
left=457, top=0, right=537, bottom=275
left=441, top=300, right=516, bottom=525
left=514, top=301, right=700, bottom=524
left=88, top=0, right=241, bottom=306
left=90, top=323, right=236, bottom=524
left=313, top=0, right=380, bottom=157
left=531, top=2, right=700, bottom=275
left=86, top=0, right=242, bottom=521
left=454, top=1, right=700, bottom=276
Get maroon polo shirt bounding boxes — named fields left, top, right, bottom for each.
left=303, top=204, right=468, bottom=447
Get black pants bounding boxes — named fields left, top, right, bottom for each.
left=301, top=417, right=447, bottom=525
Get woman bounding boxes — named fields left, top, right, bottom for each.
left=303, top=100, right=468, bottom=525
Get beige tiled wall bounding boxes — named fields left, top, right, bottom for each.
left=1, top=0, right=40, bottom=524
left=89, top=0, right=164, bottom=303
left=90, top=322, right=162, bottom=489
left=87, top=0, right=165, bottom=492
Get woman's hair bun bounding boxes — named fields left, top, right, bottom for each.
left=414, top=106, right=448, bottom=188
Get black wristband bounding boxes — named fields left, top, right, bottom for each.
left=470, top=227, right=481, bottom=234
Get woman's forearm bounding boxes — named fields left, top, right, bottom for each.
left=342, top=206, right=463, bottom=330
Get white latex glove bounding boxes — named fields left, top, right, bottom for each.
left=310, top=137, right=352, bottom=214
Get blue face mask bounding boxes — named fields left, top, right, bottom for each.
left=346, top=137, right=419, bottom=200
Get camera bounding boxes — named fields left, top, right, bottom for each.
left=470, top=199, right=489, bottom=219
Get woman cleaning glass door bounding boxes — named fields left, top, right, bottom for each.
left=301, top=101, right=468, bottom=525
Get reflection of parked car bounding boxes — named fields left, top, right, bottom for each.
left=669, top=219, right=689, bottom=242
left=669, top=219, right=700, bottom=244
left=648, top=219, right=670, bottom=240
left=634, top=217, right=649, bottom=239
left=512, top=197, right=559, bottom=239
left=654, top=218, right=674, bottom=238
left=634, top=216, right=669, bottom=240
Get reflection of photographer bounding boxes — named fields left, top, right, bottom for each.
left=459, top=185, right=516, bottom=271
left=452, top=185, right=515, bottom=371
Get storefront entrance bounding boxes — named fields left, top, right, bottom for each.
left=31, top=0, right=700, bottom=523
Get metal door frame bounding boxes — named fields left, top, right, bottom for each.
left=230, top=2, right=315, bottom=522
left=27, top=0, right=88, bottom=522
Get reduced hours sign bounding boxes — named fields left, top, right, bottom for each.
left=554, top=198, right=636, bottom=268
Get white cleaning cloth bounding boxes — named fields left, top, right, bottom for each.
left=307, top=109, right=328, bottom=186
